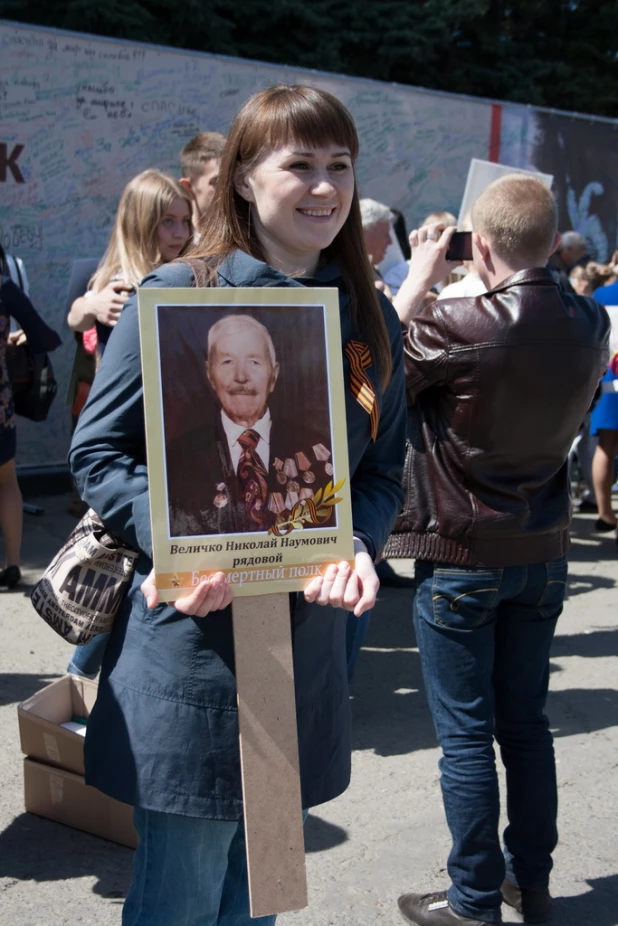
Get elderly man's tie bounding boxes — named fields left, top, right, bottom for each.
left=237, top=429, right=269, bottom=526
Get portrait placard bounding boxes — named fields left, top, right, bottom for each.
left=458, top=159, right=554, bottom=227
left=138, top=287, right=354, bottom=600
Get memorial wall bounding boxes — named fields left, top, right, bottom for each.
left=1, top=19, right=616, bottom=466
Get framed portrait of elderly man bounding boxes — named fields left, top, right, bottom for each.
left=138, top=287, right=354, bottom=600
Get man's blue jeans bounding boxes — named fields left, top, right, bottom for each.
left=123, top=808, right=279, bottom=925
left=413, top=555, right=568, bottom=924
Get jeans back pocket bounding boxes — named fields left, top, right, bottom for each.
left=431, top=567, right=503, bottom=630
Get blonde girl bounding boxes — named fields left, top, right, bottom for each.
left=67, top=169, right=191, bottom=354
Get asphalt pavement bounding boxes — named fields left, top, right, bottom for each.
left=0, top=491, right=616, bottom=926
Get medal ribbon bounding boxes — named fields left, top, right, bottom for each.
left=344, top=340, right=379, bottom=441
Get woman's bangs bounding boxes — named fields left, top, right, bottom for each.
left=256, top=92, right=359, bottom=159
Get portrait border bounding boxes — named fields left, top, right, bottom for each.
left=138, top=286, right=354, bottom=600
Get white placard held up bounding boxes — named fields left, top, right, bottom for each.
left=458, top=159, right=554, bottom=228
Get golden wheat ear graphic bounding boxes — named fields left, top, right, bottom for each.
left=268, top=479, right=346, bottom=536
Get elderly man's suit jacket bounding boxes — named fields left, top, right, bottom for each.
left=166, top=414, right=334, bottom=536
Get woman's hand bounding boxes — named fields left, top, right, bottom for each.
left=374, top=278, right=394, bottom=301
left=303, top=539, right=379, bottom=616
left=7, top=329, right=27, bottom=346
left=67, top=281, right=135, bottom=332
left=393, top=223, right=456, bottom=325
left=89, top=281, right=135, bottom=327
left=141, top=569, right=233, bottom=617
left=407, top=222, right=457, bottom=290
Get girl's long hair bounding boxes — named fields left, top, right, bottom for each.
left=90, top=169, right=191, bottom=292
left=186, top=85, right=392, bottom=389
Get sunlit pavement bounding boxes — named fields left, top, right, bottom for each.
left=1, top=494, right=616, bottom=925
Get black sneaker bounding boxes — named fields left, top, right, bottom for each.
left=501, top=880, right=551, bottom=923
left=0, top=565, right=21, bottom=589
left=576, top=496, right=597, bottom=512
left=398, top=890, right=499, bottom=926
left=594, top=517, right=617, bottom=533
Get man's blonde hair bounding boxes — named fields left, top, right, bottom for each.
left=421, top=210, right=456, bottom=228
left=180, top=132, right=227, bottom=181
left=472, top=175, right=557, bottom=267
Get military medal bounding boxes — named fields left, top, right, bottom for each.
left=303, top=470, right=316, bottom=484
left=295, top=451, right=311, bottom=471
left=276, top=471, right=287, bottom=484
left=285, top=489, right=300, bottom=508
left=214, top=493, right=228, bottom=508
left=324, top=463, right=333, bottom=475
left=312, top=443, right=331, bottom=462
left=268, top=492, right=285, bottom=514
left=273, top=457, right=284, bottom=471
left=283, top=457, right=298, bottom=478
left=299, top=488, right=314, bottom=500
left=287, top=480, right=300, bottom=494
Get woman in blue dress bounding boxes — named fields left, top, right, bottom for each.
left=590, top=357, right=618, bottom=529
left=69, top=85, right=406, bottom=926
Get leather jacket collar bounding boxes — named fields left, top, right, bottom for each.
left=485, top=267, right=558, bottom=297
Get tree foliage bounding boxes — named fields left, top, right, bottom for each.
left=3, top=0, right=618, bottom=117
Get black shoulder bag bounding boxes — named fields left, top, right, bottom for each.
left=1, top=273, right=59, bottom=422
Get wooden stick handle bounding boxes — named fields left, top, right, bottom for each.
left=232, top=592, right=308, bottom=917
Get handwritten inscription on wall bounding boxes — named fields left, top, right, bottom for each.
left=3, top=20, right=615, bottom=465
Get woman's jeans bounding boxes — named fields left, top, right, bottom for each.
left=66, top=632, right=110, bottom=678
left=413, top=555, right=568, bottom=924
left=123, top=808, right=279, bottom=926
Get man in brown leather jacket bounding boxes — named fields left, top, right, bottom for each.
left=394, top=176, right=610, bottom=926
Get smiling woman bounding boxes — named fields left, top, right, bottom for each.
left=68, top=84, right=407, bottom=926
left=232, top=144, right=355, bottom=277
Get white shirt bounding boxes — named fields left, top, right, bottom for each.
left=382, top=260, right=411, bottom=296
left=437, top=272, right=486, bottom=300
left=221, top=408, right=272, bottom=473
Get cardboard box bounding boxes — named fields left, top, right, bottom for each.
left=24, top=757, right=138, bottom=848
left=18, top=674, right=138, bottom=848
left=18, top=674, right=98, bottom=775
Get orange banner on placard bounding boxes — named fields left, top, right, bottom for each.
left=157, top=559, right=355, bottom=594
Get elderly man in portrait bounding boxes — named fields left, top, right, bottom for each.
left=166, top=313, right=334, bottom=536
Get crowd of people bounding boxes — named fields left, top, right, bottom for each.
left=1, top=83, right=616, bottom=926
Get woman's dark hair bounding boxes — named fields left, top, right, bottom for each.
left=0, top=244, right=9, bottom=277
left=185, top=84, right=392, bottom=389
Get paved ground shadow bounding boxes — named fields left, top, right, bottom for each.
left=304, top=813, right=348, bottom=853
left=565, top=570, right=615, bottom=597
left=0, top=812, right=132, bottom=898
left=548, top=687, right=618, bottom=737
left=568, top=513, right=618, bottom=567
left=551, top=873, right=618, bottom=926
left=552, top=627, right=618, bottom=659
left=0, top=672, right=63, bottom=707
left=350, top=587, right=437, bottom=757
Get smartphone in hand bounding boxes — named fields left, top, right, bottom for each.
left=446, top=231, right=473, bottom=262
